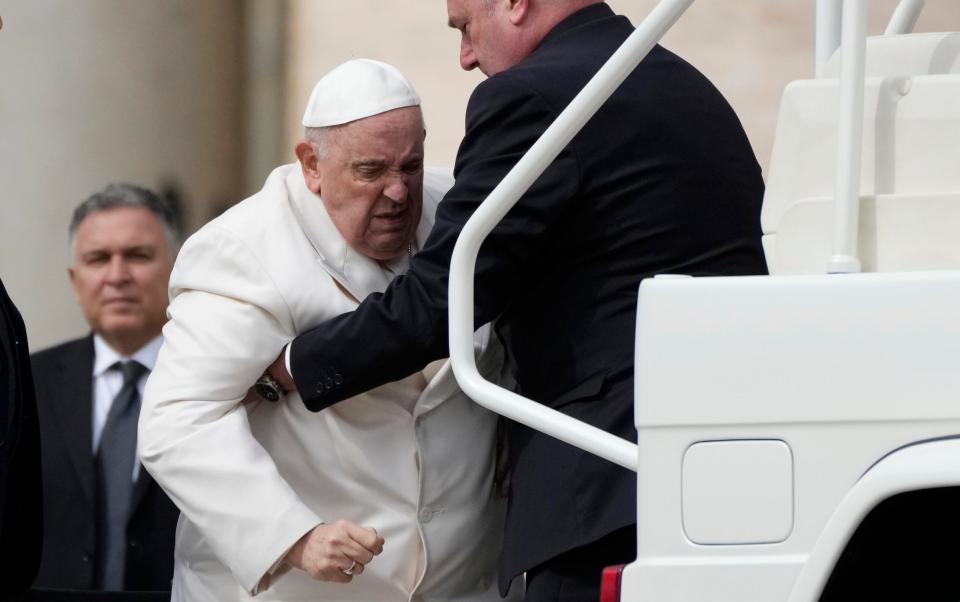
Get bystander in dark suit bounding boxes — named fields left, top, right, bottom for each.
left=0, top=277, right=43, bottom=597
left=271, top=2, right=768, bottom=600
left=30, top=184, right=179, bottom=592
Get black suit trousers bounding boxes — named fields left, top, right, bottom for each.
left=525, top=526, right=636, bottom=602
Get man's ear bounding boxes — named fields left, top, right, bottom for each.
left=506, top=0, right=529, bottom=26
left=67, top=266, right=81, bottom=304
left=295, top=141, right=323, bottom=195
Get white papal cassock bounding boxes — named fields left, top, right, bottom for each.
left=139, top=164, right=518, bottom=602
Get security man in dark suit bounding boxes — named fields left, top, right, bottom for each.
left=268, top=1, right=768, bottom=600
left=1, top=277, right=43, bottom=598
left=30, top=184, right=179, bottom=592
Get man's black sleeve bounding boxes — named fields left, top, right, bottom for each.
left=292, top=74, right=580, bottom=410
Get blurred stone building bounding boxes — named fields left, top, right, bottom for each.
left=0, top=0, right=956, bottom=348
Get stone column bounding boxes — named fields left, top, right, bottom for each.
left=0, top=0, right=243, bottom=348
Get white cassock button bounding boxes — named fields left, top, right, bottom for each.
left=418, top=507, right=434, bottom=524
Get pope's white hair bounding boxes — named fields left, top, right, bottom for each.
left=304, top=126, right=335, bottom=159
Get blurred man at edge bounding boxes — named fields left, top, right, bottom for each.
left=1, top=276, right=43, bottom=597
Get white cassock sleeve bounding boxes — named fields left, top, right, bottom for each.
left=139, top=225, right=321, bottom=595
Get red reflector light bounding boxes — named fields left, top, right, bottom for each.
left=599, top=563, right=626, bottom=602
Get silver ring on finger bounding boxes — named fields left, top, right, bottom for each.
left=341, top=560, right=357, bottom=576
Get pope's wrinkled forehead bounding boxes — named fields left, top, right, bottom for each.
left=303, top=58, right=422, bottom=128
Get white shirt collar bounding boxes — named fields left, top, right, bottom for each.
left=283, top=165, right=434, bottom=300
left=92, top=333, right=163, bottom=377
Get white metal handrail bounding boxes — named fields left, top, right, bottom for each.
left=816, top=0, right=843, bottom=78
left=885, top=0, right=926, bottom=36
left=819, top=0, right=927, bottom=273
left=448, top=0, right=697, bottom=472
left=816, top=0, right=926, bottom=75
left=827, top=0, right=868, bottom=274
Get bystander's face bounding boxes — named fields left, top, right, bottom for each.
left=69, top=206, right=174, bottom=354
left=314, top=107, right=425, bottom=261
left=448, top=0, right=524, bottom=76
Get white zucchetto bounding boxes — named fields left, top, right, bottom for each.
left=302, top=59, right=422, bottom=128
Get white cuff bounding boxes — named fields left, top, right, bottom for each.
left=252, top=519, right=322, bottom=595
left=284, top=342, right=292, bottom=376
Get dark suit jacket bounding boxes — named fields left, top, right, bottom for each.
left=30, top=336, right=178, bottom=591
left=0, top=278, right=43, bottom=596
left=290, top=3, right=768, bottom=592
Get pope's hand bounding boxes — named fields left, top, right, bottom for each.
left=284, top=521, right=385, bottom=583
left=268, top=349, right=297, bottom=396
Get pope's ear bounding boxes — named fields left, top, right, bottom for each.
left=295, top=141, right=323, bottom=195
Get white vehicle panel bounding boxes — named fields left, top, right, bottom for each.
left=628, top=272, right=960, bottom=600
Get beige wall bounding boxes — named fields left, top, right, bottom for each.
left=283, top=0, right=958, bottom=174
left=0, top=1, right=243, bottom=349
left=621, top=0, right=958, bottom=170
left=1, top=0, right=957, bottom=350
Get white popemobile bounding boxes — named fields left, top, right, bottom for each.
left=448, top=0, right=960, bottom=600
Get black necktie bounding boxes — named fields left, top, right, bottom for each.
left=96, top=360, right=147, bottom=591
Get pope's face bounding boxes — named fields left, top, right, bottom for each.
left=316, top=107, right=425, bottom=261
left=69, top=206, right=174, bottom=349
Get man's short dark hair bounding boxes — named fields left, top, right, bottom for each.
left=68, top=183, right=180, bottom=248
